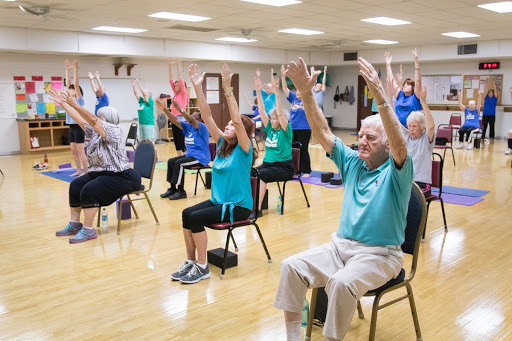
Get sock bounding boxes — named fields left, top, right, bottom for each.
left=508, top=139, right=512, bottom=149
left=186, top=260, right=196, bottom=265
left=178, top=184, right=184, bottom=192
left=196, top=263, right=207, bottom=269
left=285, top=320, right=301, bottom=341
left=83, top=226, right=94, bottom=231
left=170, top=184, right=176, bottom=191
left=69, top=220, right=82, bottom=228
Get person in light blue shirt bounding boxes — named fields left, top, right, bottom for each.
left=274, top=57, right=413, bottom=341
left=172, top=63, right=257, bottom=285
left=457, top=89, right=482, bottom=150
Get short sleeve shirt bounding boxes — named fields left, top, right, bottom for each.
left=182, top=121, right=211, bottom=166
left=395, top=91, right=422, bottom=127
left=263, top=121, right=293, bottom=163
left=138, top=97, right=155, bottom=126
left=287, top=91, right=310, bottom=130
left=463, top=108, right=480, bottom=129
left=403, top=126, right=434, bottom=184
left=314, top=90, right=325, bottom=110
left=95, top=93, right=109, bottom=114
left=483, top=96, right=498, bottom=116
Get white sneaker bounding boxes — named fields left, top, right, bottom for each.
left=505, top=149, right=512, bottom=155
left=484, top=139, right=490, bottom=146
left=456, top=144, right=464, bottom=149
left=466, top=144, right=473, bottom=150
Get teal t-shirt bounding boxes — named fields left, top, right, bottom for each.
left=138, top=97, right=155, bottom=126
left=263, top=121, right=293, bottom=163
left=210, top=137, right=253, bottom=222
left=329, top=137, right=414, bottom=246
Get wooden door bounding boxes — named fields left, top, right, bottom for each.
left=202, top=73, right=239, bottom=131
left=357, top=75, right=373, bottom=131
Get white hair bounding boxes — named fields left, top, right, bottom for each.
left=144, top=90, right=152, bottom=98
left=406, top=111, right=427, bottom=133
left=469, top=100, right=476, bottom=106
left=269, top=108, right=290, bottom=121
left=360, top=114, right=388, bottom=146
left=97, top=106, right=120, bottom=125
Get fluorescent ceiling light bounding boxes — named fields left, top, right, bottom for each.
left=92, top=26, right=147, bottom=33
left=148, top=12, right=210, bottom=22
left=278, top=28, right=323, bottom=35
left=4, top=0, right=17, bottom=2
left=478, top=1, right=512, bottom=13
left=216, top=37, right=258, bottom=42
left=442, top=31, right=480, bottom=38
left=241, top=0, right=301, bottom=6
left=361, top=17, right=411, bottom=26
left=364, top=39, right=399, bottom=45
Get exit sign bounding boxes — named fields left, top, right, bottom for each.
left=479, top=62, right=500, bottom=70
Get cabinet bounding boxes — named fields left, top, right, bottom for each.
left=163, top=91, right=198, bottom=141
left=17, top=119, right=69, bottom=154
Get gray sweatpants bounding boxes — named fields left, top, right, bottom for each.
left=274, top=233, right=404, bottom=340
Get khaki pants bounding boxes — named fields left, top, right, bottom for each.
left=274, top=233, right=404, bottom=340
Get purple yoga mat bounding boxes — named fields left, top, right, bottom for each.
left=432, top=193, right=484, bottom=206
left=51, top=167, right=77, bottom=173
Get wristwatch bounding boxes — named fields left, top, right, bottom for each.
left=376, top=101, right=390, bottom=109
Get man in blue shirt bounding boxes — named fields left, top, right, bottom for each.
left=456, top=89, right=482, bottom=150
left=274, top=57, right=413, bottom=341
left=88, top=70, right=109, bottom=114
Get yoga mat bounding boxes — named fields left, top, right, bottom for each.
left=51, top=167, right=77, bottom=174
left=431, top=186, right=489, bottom=197
left=430, top=193, right=484, bottom=206
left=40, top=171, right=75, bottom=183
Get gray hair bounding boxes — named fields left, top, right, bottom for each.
left=360, top=114, right=388, bottom=146
left=269, top=108, right=290, bottom=121
left=144, top=90, right=152, bottom=98
left=469, top=100, right=476, bottom=106
left=97, top=106, right=120, bottom=125
left=406, top=111, right=427, bottom=133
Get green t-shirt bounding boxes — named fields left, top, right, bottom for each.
left=138, top=97, right=155, bottom=126
left=263, top=121, right=293, bottom=163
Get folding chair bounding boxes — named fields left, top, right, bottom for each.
left=276, top=142, right=310, bottom=214
left=97, top=139, right=159, bottom=234
left=190, top=142, right=216, bottom=196
left=423, top=152, right=447, bottom=241
left=125, top=123, right=139, bottom=151
left=205, top=169, right=272, bottom=279
left=306, top=182, right=427, bottom=341
left=448, top=113, right=462, bottom=138
left=435, top=125, right=456, bottom=166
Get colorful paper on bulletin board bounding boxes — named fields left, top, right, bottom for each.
left=16, top=104, right=28, bottom=113
left=27, top=103, right=37, bottom=116
left=43, top=93, right=51, bottom=103
left=35, top=81, right=45, bottom=94
left=32, top=76, right=43, bottom=81
left=15, top=82, right=25, bottom=94
left=29, top=93, right=39, bottom=102
left=464, top=80, right=472, bottom=89
left=16, top=94, right=26, bottom=101
left=25, top=82, right=36, bottom=93
left=36, top=103, right=46, bottom=115
left=46, top=103, right=56, bottom=114
left=51, top=82, right=63, bottom=91
left=13, top=76, right=26, bottom=81
left=51, top=76, right=62, bottom=81
left=471, top=80, right=479, bottom=89
left=466, top=75, right=477, bottom=80
left=44, top=82, right=52, bottom=92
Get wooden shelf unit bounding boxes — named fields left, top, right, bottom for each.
left=163, top=96, right=198, bottom=141
left=17, top=119, right=69, bottom=154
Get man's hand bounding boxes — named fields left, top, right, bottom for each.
left=189, top=64, right=205, bottom=87
left=220, top=63, right=233, bottom=93
left=358, top=58, right=387, bottom=105
left=88, top=72, right=94, bottom=80
left=384, top=52, right=392, bottom=65
left=285, top=57, right=320, bottom=94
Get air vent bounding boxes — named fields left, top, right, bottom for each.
left=166, top=25, right=217, bottom=32
left=344, top=52, right=358, bottom=61
left=457, top=44, right=477, bottom=55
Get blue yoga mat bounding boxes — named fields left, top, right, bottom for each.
left=40, top=171, right=75, bottom=183
left=431, top=186, right=489, bottom=197
left=430, top=193, right=484, bottom=206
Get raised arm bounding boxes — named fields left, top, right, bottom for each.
left=418, top=85, right=435, bottom=142
left=168, top=57, right=175, bottom=85
left=384, top=52, right=400, bottom=99
left=412, top=49, right=422, bottom=95
left=254, top=68, right=269, bottom=129
left=242, top=94, right=253, bottom=108
left=280, top=65, right=290, bottom=98
left=477, top=90, right=483, bottom=113
left=88, top=72, right=98, bottom=93
left=64, top=59, right=72, bottom=91
left=272, top=74, right=289, bottom=132
left=322, top=66, right=327, bottom=92
left=137, top=78, right=148, bottom=103
left=171, top=98, right=199, bottom=129
left=176, top=57, right=183, bottom=82
left=285, top=58, right=334, bottom=153
left=95, top=71, right=105, bottom=97
left=457, top=89, right=466, bottom=112
left=155, top=99, right=181, bottom=129
left=50, top=89, right=85, bottom=128
left=221, top=63, right=250, bottom=153
left=359, top=57, right=407, bottom=169
left=131, top=80, right=139, bottom=101
left=189, top=64, right=223, bottom=142
left=397, top=64, right=403, bottom=90
left=73, top=59, right=81, bottom=100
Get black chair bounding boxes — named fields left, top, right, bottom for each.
left=190, top=142, right=216, bottom=196
left=276, top=142, right=310, bottom=214
left=423, top=152, right=447, bottom=241
left=125, top=123, right=139, bottom=151
left=306, top=182, right=427, bottom=341
left=205, top=169, right=272, bottom=279
left=97, top=140, right=159, bottom=234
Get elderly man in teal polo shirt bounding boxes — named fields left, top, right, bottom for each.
left=274, top=57, right=414, bottom=341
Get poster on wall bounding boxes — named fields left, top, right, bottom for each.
left=15, top=82, right=25, bottom=94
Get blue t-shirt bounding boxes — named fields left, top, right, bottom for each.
left=314, top=90, right=325, bottom=110
left=287, top=91, right=310, bottom=130
left=66, top=96, right=85, bottom=125
left=463, top=108, right=480, bottom=129
left=394, top=91, right=422, bottom=127
left=210, top=137, right=253, bottom=223
left=261, top=90, right=276, bottom=114
left=182, top=121, right=211, bottom=166
left=252, top=105, right=261, bottom=122
left=483, top=96, right=498, bottom=116
left=95, top=93, right=109, bottom=114
left=329, top=137, right=414, bottom=246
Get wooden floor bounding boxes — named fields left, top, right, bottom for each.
left=0, top=130, right=511, bottom=341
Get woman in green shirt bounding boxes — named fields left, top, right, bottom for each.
left=252, top=69, right=294, bottom=216
left=171, top=63, right=257, bottom=284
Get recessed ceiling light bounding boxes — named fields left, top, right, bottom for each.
left=442, top=31, right=480, bottom=38
left=361, top=17, right=411, bottom=26
left=148, top=12, right=211, bottom=22
left=477, top=1, right=512, bottom=13
left=216, top=37, right=258, bottom=42
left=92, top=26, right=147, bottom=33
left=241, top=0, right=301, bottom=7
left=4, top=0, right=17, bottom=2
left=278, top=28, right=323, bottom=35
left=364, top=39, right=399, bottom=45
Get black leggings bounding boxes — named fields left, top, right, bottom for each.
left=172, top=123, right=186, bottom=152
left=292, top=129, right=312, bottom=174
left=166, top=155, right=201, bottom=186
left=182, top=200, right=252, bottom=233
left=482, top=115, right=495, bottom=139
left=69, top=169, right=141, bottom=208
left=252, top=160, right=295, bottom=183
left=458, top=126, right=479, bottom=142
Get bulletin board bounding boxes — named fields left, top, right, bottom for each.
left=13, top=75, right=63, bottom=118
left=462, top=74, right=503, bottom=106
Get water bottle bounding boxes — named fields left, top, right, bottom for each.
left=101, top=208, right=108, bottom=233
left=301, top=298, right=309, bottom=327
left=43, top=153, right=48, bottom=164
left=277, top=195, right=283, bottom=215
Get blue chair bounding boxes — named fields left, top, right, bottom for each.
left=306, top=182, right=427, bottom=341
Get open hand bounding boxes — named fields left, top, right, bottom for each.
left=48, top=89, right=63, bottom=105
left=254, top=68, right=264, bottom=92
left=73, top=59, right=79, bottom=69
left=220, top=63, right=233, bottom=92
left=155, top=99, right=166, bottom=111
left=60, top=90, right=78, bottom=107
left=384, top=52, right=392, bottom=65
left=358, top=57, right=387, bottom=105
left=412, top=48, right=418, bottom=59
left=189, top=64, right=205, bottom=87
left=270, top=74, right=279, bottom=93
left=65, top=59, right=73, bottom=70
left=88, top=72, right=94, bottom=79
left=94, top=70, right=100, bottom=79
left=285, top=57, right=320, bottom=94
left=131, top=79, right=135, bottom=87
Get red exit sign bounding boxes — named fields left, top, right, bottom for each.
left=479, top=62, right=500, bottom=70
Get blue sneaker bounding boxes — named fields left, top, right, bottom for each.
left=170, top=261, right=194, bottom=281
left=69, top=228, right=97, bottom=244
left=179, top=264, right=210, bottom=284
left=56, top=223, right=82, bottom=236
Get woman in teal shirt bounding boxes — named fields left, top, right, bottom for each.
left=171, top=63, right=257, bottom=284
left=252, top=69, right=294, bottom=216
